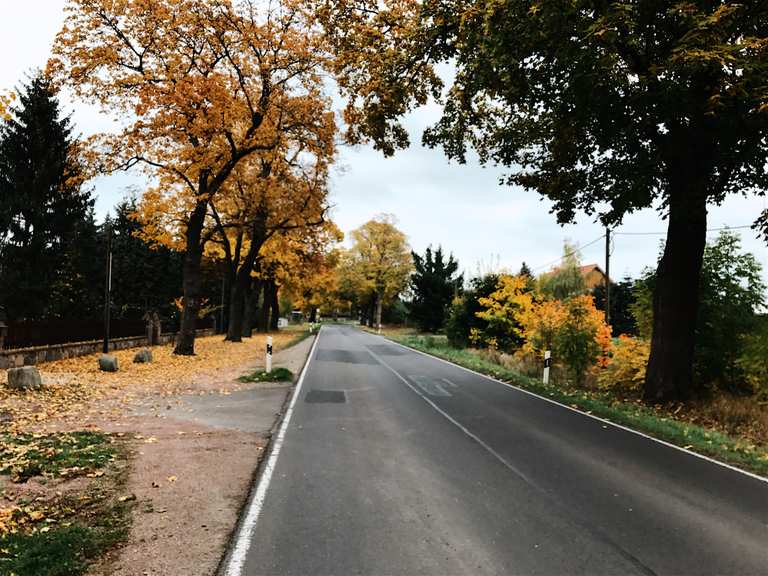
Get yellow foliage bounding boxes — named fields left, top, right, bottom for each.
left=598, top=335, right=650, bottom=393
left=476, top=275, right=535, bottom=342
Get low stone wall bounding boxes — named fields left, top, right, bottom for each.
left=0, top=329, right=216, bottom=369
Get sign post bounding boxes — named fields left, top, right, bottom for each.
left=543, top=350, right=551, bottom=385
left=266, top=336, right=273, bottom=374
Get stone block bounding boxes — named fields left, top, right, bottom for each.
left=133, top=349, right=153, bottom=364
left=99, top=354, right=119, bottom=372
left=7, top=366, right=43, bottom=390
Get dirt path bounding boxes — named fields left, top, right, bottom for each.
left=85, top=334, right=316, bottom=576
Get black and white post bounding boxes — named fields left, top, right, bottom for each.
left=543, top=350, right=551, bottom=385
left=266, top=336, right=273, bottom=374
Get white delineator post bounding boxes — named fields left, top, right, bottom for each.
left=543, top=350, right=551, bottom=385
left=266, top=336, right=273, bottom=374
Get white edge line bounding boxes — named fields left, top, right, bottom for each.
left=365, top=347, right=540, bottom=489
left=371, top=331, right=768, bottom=485
left=223, top=328, right=322, bottom=576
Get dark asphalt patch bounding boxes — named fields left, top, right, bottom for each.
left=305, top=390, right=347, bottom=404
left=316, top=349, right=378, bottom=365
left=366, top=344, right=407, bottom=356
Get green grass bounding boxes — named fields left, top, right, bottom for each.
left=238, top=367, right=294, bottom=383
left=392, top=334, right=768, bottom=478
left=0, top=438, right=132, bottom=576
left=0, top=432, right=117, bottom=483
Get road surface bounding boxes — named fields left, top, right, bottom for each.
left=227, top=325, right=768, bottom=576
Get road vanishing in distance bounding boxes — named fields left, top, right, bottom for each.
left=233, top=325, right=768, bottom=576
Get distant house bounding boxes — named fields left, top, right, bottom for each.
left=541, top=263, right=608, bottom=290
left=579, top=264, right=608, bottom=289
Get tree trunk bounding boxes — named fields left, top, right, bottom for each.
left=257, top=281, right=271, bottom=333
left=644, top=183, right=709, bottom=402
left=375, top=292, right=383, bottom=332
left=174, top=200, right=208, bottom=356
left=269, top=281, right=280, bottom=331
left=226, top=281, right=246, bottom=342
left=225, top=216, right=267, bottom=342
left=242, top=278, right=254, bottom=338
left=309, top=307, right=317, bottom=323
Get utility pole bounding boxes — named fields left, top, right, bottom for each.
left=102, top=221, right=113, bottom=354
left=604, top=226, right=611, bottom=326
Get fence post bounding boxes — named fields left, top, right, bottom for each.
left=266, top=336, right=273, bottom=374
left=543, top=350, right=551, bottom=385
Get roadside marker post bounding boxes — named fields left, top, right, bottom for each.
left=543, top=350, right=551, bottom=385
left=266, top=336, right=273, bottom=373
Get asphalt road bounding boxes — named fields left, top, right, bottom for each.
left=231, top=325, right=768, bottom=576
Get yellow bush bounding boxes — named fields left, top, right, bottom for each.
left=598, top=335, right=650, bottom=393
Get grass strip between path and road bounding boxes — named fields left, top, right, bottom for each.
left=389, top=334, right=768, bottom=479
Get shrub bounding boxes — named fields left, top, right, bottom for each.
left=519, top=295, right=612, bottom=385
left=737, top=318, right=768, bottom=399
left=598, top=335, right=650, bottom=394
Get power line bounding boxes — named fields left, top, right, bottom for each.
left=532, top=234, right=605, bottom=272
left=531, top=224, right=752, bottom=274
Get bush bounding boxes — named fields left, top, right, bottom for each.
left=598, top=335, right=650, bottom=394
left=519, top=295, right=611, bottom=385
left=445, top=274, right=500, bottom=347
left=737, top=318, right=768, bottom=398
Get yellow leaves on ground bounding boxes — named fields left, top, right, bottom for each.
left=0, top=333, right=297, bottom=432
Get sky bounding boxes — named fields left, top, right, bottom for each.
left=2, top=2, right=766, bottom=283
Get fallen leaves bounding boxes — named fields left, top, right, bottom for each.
left=0, top=333, right=297, bottom=432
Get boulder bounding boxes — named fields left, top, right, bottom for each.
left=133, top=349, right=153, bottom=364
left=99, top=354, right=119, bottom=372
left=7, top=366, right=43, bottom=390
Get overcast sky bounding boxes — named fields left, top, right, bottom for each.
left=2, top=2, right=766, bottom=283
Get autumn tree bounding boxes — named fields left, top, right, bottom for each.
left=207, top=109, right=336, bottom=341
left=345, top=215, right=413, bottom=330
left=320, top=1, right=768, bottom=401
left=410, top=246, right=462, bottom=332
left=51, top=0, right=333, bottom=354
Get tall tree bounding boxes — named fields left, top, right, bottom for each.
left=321, top=1, right=768, bottom=401
left=0, top=73, right=94, bottom=321
left=410, top=246, right=462, bottom=332
left=538, top=241, right=586, bottom=301
left=346, top=215, right=413, bottom=330
left=52, top=0, right=333, bottom=354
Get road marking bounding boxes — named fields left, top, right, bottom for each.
left=378, top=334, right=768, bottom=485
left=442, top=377, right=458, bottom=388
left=408, top=374, right=452, bottom=397
left=223, top=328, right=322, bottom=576
left=366, top=347, right=539, bottom=490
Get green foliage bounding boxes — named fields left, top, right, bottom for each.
left=444, top=274, right=499, bottom=348
left=410, top=246, right=462, bottom=332
left=0, top=73, right=95, bottom=321
left=632, top=232, right=766, bottom=392
left=109, top=200, right=185, bottom=321
left=238, top=367, right=293, bottom=383
left=554, top=297, right=604, bottom=384
left=696, top=231, right=765, bottom=392
left=592, top=276, right=638, bottom=336
left=630, top=272, right=655, bottom=339
left=737, top=317, right=768, bottom=398
left=537, top=241, right=586, bottom=301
